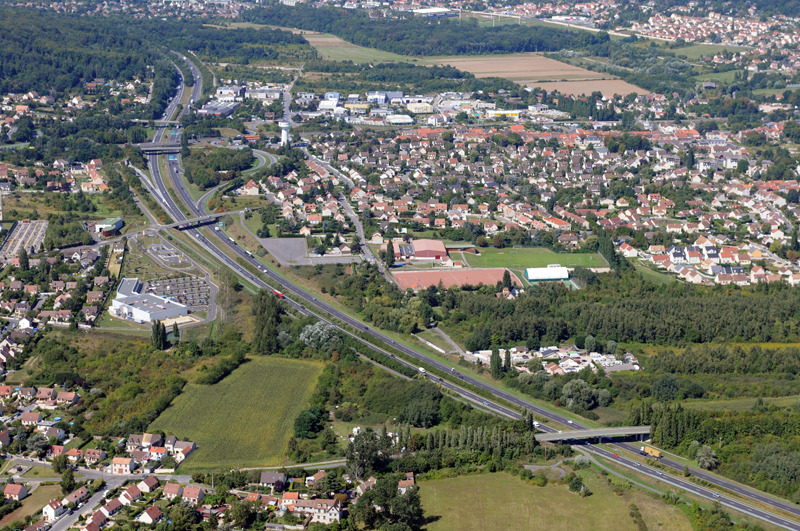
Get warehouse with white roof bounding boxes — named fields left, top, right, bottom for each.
left=524, top=265, right=570, bottom=282
left=111, top=278, right=188, bottom=323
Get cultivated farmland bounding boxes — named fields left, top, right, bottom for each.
left=432, top=54, right=646, bottom=96
left=149, top=357, right=322, bottom=470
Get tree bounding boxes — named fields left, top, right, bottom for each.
left=294, top=406, right=327, bottom=439
left=392, top=486, right=423, bottom=528
left=60, top=468, right=75, bottom=495
left=683, top=465, right=690, bottom=477
left=651, top=374, right=679, bottom=402
left=172, top=322, right=179, bottom=342
left=598, top=389, right=612, bottom=407
left=384, top=247, right=395, bottom=268
left=52, top=454, right=68, bottom=474
left=18, top=248, right=28, bottom=271
left=584, top=334, right=596, bottom=353
left=560, top=379, right=598, bottom=411
left=502, top=269, right=512, bottom=289
left=490, top=349, right=502, bottom=378
left=696, top=445, right=719, bottom=470
left=605, top=340, right=617, bottom=354
left=151, top=319, right=167, bottom=350
left=504, top=350, right=511, bottom=373
left=346, top=428, right=380, bottom=480
left=253, top=289, right=283, bottom=355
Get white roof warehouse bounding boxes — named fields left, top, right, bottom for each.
left=524, top=265, right=570, bottom=282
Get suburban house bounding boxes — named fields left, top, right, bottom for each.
left=291, top=499, right=342, bottom=524
left=21, top=412, right=42, bottom=426
left=119, top=485, right=141, bottom=506
left=111, top=457, right=135, bottom=475
left=138, top=476, right=159, bottom=493
left=305, top=470, right=327, bottom=487
left=138, top=506, right=163, bottom=524
left=65, top=448, right=83, bottom=463
left=356, top=477, right=377, bottom=497
left=4, top=484, right=27, bottom=501
left=83, top=449, right=106, bottom=465
left=162, top=483, right=183, bottom=501
left=259, top=472, right=286, bottom=492
left=100, top=499, right=122, bottom=518
left=43, top=500, right=65, bottom=522
left=62, top=486, right=87, bottom=506
left=182, top=487, right=205, bottom=505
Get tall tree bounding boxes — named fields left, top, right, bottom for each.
left=252, top=289, right=282, bottom=355
left=60, top=468, right=75, bottom=495
left=490, top=349, right=502, bottom=378
left=151, top=319, right=167, bottom=350
left=172, top=322, right=180, bottom=342
left=18, top=248, right=28, bottom=271
left=502, top=269, right=512, bottom=289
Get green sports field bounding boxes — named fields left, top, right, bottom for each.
left=463, top=247, right=606, bottom=269
left=149, top=357, right=322, bottom=470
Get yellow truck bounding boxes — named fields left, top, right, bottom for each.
left=641, top=446, right=662, bottom=459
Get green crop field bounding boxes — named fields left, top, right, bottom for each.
left=149, top=357, right=323, bottom=470
left=421, top=472, right=642, bottom=531
left=464, top=247, right=606, bottom=269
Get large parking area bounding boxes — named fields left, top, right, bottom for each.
left=142, top=275, right=212, bottom=311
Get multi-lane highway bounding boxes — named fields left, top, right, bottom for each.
left=145, top=55, right=800, bottom=530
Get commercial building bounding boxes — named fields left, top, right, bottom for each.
left=406, top=102, right=434, bottom=114
left=196, top=101, right=240, bottom=117
left=111, top=278, right=188, bottom=323
left=386, top=114, right=414, bottom=126
left=95, top=217, right=124, bottom=235
left=524, top=265, right=570, bottom=282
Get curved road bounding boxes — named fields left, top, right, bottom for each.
left=146, top=55, right=800, bottom=530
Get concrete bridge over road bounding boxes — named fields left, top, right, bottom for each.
left=161, top=209, right=248, bottom=229
left=536, top=426, right=651, bottom=443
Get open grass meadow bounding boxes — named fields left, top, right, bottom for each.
left=421, top=472, right=652, bottom=531
left=464, top=247, right=606, bottom=269
left=681, top=394, right=800, bottom=412
left=634, top=264, right=677, bottom=285
left=0, top=485, right=62, bottom=527
left=673, top=44, right=747, bottom=61
left=304, top=33, right=424, bottom=64
left=149, top=357, right=323, bottom=470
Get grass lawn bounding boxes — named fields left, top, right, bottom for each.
left=467, top=247, right=606, bottom=269
left=303, top=33, right=425, bottom=64
left=421, top=472, right=638, bottom=531
left=21, top=465, right=60, bottom=479
left=0, top=485, right=62, bottom=527
left=634, top=264, right=676, bottom=285
left=681, top=394, right=800, bottom=412
left=673, top=44, right=748, bottom=60
left=149, top=357, right=323, bottom=470
left=692, top=70, right=739, bottom=84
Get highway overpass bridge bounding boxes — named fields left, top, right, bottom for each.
left=536, top=426, right=651, bottom=443
left=137, top=142, right=181, bottom=154
left=162, top=209, right=247, bottom=229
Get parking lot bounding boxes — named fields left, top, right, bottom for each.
left=142, top=275, right=212, bottom=311
left=147, top=242, right=190, bottom=266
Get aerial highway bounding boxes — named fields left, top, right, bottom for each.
left=146, top=55, right=800, bottom=530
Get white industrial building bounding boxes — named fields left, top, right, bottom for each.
left=111, top=278, right=188, bottom=323
left=524, top=265, right=570, bottom=282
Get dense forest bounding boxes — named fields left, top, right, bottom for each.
left=183, top=148, right=254, bottom=190
left=243, top=4, right=610, bottom=56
